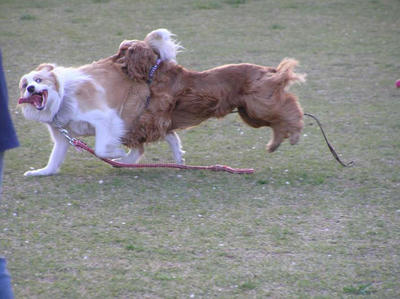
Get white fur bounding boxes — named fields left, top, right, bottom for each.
left=145, top=28, right=183, bottom=62
left=19, top=66, right=127, bottom=176
left=20, top=71, right=62, bottom=123
left=20, top=61, right=185, bottom=176
left=115, top=145, right=144, bottom=164
left=114, top=132, right=185, bottom=165
left=165, top=132, right=185, bottom=164
left=23, top=125, right=70, bottom=176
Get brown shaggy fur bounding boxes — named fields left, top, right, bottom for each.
left=115, top=41, right=305, bottom=153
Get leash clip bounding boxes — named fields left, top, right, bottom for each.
left=58, top=128, right=77, bottom=146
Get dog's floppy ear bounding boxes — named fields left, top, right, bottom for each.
left=113, top=40, right=136, bottom=61
left=125, top=41, right=158, bottom=81
left=35, top=63, right=55, bottom=72
left=119, top=40, right=136, bottom=51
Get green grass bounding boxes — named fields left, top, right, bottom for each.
left=1, top=0, right=400, bottom=298
left=343, top=283, right=375, bottom=295
left=20, top=14, right=37, bottom=21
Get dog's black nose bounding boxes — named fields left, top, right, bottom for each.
left=27, top=85, right=35, bottom=93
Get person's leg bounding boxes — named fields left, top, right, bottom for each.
left=0, top=151, right=4, bottom=197
left=0, top=258, right=14, bottom=299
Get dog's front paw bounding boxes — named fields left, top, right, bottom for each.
left=113, top=149, right=143, bottom=164
left=113, top=155, right=137, bottom=164
left=175, top=156, right=185, bottom=165
left=95, top=148, right=126, bottom=159
left=24, top=168, right=58, bottom=177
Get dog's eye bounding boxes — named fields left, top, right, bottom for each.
left=35, top=78, right=42, bottom=83
left=22, top=82, right=28, bottom=89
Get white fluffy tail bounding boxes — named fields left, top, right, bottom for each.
left=144, top=28, right=183, bottom=62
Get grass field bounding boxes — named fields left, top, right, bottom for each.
left=1, top=0, right=400, bottom=298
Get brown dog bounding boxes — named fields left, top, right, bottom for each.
left=114, top=29, right=306, bottom=163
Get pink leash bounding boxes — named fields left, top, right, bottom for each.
left=71, top=139, right=255, bottom=174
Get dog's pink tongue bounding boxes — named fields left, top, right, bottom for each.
left=18, top=97, right=30, bottom=104
left=18, top=94, right=42, bottom=105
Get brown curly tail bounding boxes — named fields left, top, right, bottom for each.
left=275, top=58, right=306, bottom=88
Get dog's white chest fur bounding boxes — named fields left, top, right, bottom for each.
left=67, top=120, right=95, bottom=136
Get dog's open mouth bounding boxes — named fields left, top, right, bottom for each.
left=18, top=90, right=48, bottom=110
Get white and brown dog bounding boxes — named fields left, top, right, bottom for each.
left=18, top=29, right=184, bottom=176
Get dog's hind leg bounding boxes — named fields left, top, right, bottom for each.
left=114, top=144, right=144, bottom=164
left=238, top=106, right=284, bottom=151
left=267, top=124, right=287, bottom=152
left=114, top=133, right=184, bottom=164
left=165, top=132, right=185, bottom=164
left=269, top=93, right=304, bottom=151
left=238, top=91, right=303, bottom=153
left=91, top=110, right=126, bottom=159
left=238, top=107, right=271, bottom=128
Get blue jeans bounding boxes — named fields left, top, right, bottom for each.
left=0, top=258, right=14, bottom=299
left=0, top=151, right=4, bottom=198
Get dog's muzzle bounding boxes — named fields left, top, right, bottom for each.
left=18, top=90, right=48, bottom=110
